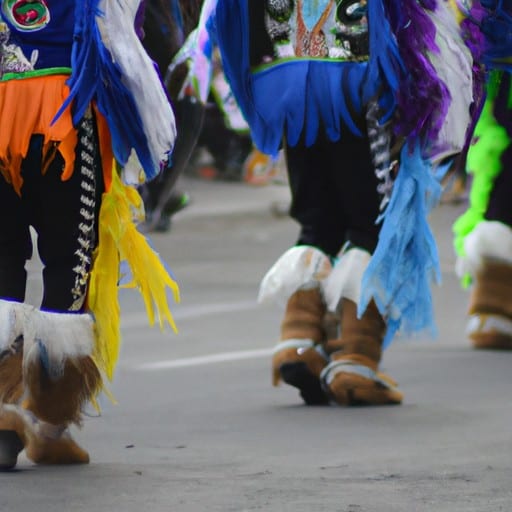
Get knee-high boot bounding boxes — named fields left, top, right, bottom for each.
left=320, top=247, right=403, bottom=406
left=459, top=220, right=512, bottom=349
left=0, top=302, right=102, bottom=469
left=259, top=246, right=332, bottom=405
left=321, top=298, right=402, bottom=405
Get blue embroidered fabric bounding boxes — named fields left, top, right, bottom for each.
left=0, top=0, right=74, bottom=69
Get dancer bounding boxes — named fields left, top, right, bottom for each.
left=209, top=0, right=475, bottom=405
left=0, top=0, right=179, bottom=469
left=138, top=0, right=203, bottom=233
left=454, top=1, right=512, bottom=350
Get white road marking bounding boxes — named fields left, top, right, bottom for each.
left=136, top=348, right=273, bottom=371
left=124, top=299, right=273, bottom=370
left=121, top=299, right=259, bottom=329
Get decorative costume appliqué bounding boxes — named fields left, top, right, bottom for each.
left=2, top=0, right=50, bottom=32
left=0, top=21, right=37, bottom=75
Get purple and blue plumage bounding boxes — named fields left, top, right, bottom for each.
left=386, top=0, right=450, bottom=146
left=459, top=2, right=487, bottom=159
left=54, top=0, right=171, bottom=182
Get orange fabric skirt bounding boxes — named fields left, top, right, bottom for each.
left=0, top=74, right=113, bottom=195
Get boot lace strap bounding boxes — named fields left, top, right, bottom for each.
left=320, top=359, right=398, bottom=390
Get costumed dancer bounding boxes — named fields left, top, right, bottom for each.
left=191, top=46, right=254, bottom=183
left=206, top=0, right=475, bottom=405
left=0, top=0, right=179, bottom=470
left=138, top=0, right=202, bottom=233
left=167, top=1, right=276, bottom=189
left=454, top=0, right=512, bottom=350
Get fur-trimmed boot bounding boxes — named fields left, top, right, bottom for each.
left=459, top=221, right=512, bottom=350
left=259, top=246, right=332, bottom=405
left=321, top=299, right=402, bottom=405
left=467, top=260, right=512, bottom=349
left=320, top=247, right=403, bottom=406
left=0, top=303, right=102, bottom=469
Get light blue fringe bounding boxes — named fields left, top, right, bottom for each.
left=359, top=143, right=442, bottom=348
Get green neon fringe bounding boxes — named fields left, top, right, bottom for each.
left=453, top=71, right=512, bottom=286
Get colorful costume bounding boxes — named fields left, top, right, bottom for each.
left=454, top=0, right=512, bottom=350
left=205, top=0, right=475, bottom=405
left=0, top=0, right=179, bottom=469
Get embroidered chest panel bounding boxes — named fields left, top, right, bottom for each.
left=264, top=0, right=369, bottom=61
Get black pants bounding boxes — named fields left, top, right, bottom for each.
left=286, top=128, right=382, bottom=258
left=485, top=73, right=512, bottom=227
left=486, top=146, right=512, bottom=227
left=0, top=114, right=103, bottom=313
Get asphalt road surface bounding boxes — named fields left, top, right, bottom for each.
left=1, top=178, right=511, bottom=512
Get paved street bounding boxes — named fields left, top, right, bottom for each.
left=1, top=176, right=511, bottom=512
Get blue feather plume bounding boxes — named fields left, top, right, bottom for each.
left=54, top=0, right=160, bottom=181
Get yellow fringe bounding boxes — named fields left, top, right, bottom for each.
left=87, top=170, right=180, bottom=381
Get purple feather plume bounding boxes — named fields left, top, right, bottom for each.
left=459, top=2, right=487, bottom=157
left=135, top=0, right=147, bottom=40
left=385, top=0, right=450, bottom=145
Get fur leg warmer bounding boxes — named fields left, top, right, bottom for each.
left=0, top=300, right=102, bottom=467
left=320, top=248, right=403, bottom=406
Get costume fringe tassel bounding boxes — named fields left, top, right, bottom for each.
left=88, top=170, right=180, bottom=381
left=361, top=143, right=442, bottom=347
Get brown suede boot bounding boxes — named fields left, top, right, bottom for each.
left=320, top=299, right=403, bottom=406
left=272, top=287, right=330, bottom=405
left=20, top=405, right=90, bottom=465
left=0, top=306, right=99, bottom=468
left=0, top=404, right=90, bottom=467
left=467, top=260, right=512, bottom=350
left=0, top=353, right=97, bottom=467
left=18, top=310, right=102, bottom=465
left=20, top=350, right=101, bottom=465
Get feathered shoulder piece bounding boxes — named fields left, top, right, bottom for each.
left=361, top=0, right=476, bottom=345
left=210, top=0, right=474, bottom=159
left=55, top=0, right=176, bottom=183
left=374, top=0, right=475, bottom=160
